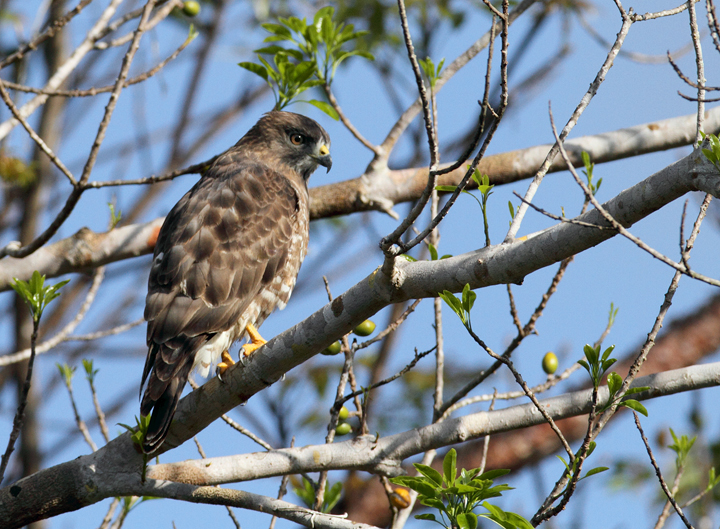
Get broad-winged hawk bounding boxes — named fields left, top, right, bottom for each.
left=139, top=111, right=331, bottom=453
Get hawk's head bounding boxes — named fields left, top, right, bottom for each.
left=241, top=111, right=332, bottom=180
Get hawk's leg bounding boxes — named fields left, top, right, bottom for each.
left=216, top=351, right=235, bottom=381
left=242, top=323, right=267, bottom=357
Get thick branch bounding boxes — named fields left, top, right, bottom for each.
left=0, top=110, right=715, bottom=289
left=1, top=362, right=717, bottom=528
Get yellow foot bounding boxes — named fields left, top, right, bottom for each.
left=242, top=323, right=267, bottom=357
left=216, top=350, right=235, bottom=381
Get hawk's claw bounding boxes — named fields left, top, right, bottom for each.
left=216, top=351, right=235, bottom=383
left=243, top=323, right=267, bottom=358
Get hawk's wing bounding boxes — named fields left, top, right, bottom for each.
left=140, top=153, right=300, bottom=450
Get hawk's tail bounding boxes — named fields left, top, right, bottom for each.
left=140, top=369, right=191, bottom=454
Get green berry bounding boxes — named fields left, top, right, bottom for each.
left=182, top=1, right=200, bottom=16
left=321, top=341, right=342, bottom=356
left=335, top=422, right=351, bottom=435
left=338, top=406, right=349, bottom=420
left=353, top=319, right=376, bottom=337
left=542, top=352, right=558, bottom=374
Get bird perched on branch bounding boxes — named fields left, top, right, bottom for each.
left=139, top=111, right=331, bottom=453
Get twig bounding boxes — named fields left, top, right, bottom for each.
left=440, top=251, right=575, bottom=418
left=62, top=370, right=98, bottom=452
left=88, top=373, right=111, bottom=444
left=323, top=84, right=379, bottom=154
left=550, top=109, right=720, bottom=287
left=506, top=285, right=524, bottom=336
left=339, top=347, right=436, bottom=406
left=0, top=316, right=40, bottom=481
left=384, top=0, right=510, bottom=257
left=687, top=0, right=706, bottom=140
left=378, top=0, right=440, bottom=257
left=505, top=11, right=633, bottom=242
left=0, top=267, right=107, bottom=366
left=3, top=33, right=196, bottom=98
left=97, top=498, right=120, bottom=529
left=708, top=0, right=720, bottom=54
left=465, top=325, right=575, bottom=461
left=635, top=413, right=695, bottom=529
left=0, top=79, right=76, bottom=184
left=666, top=52, right=719, bottom=90
left=0, top=0, right=93, bottom=69
left=632, top=1, right=696, bottom=21
left=353, top=299, right=422, bottom=352
left=478, top=390, right=497, bottom=474
left=655, top=467, right=686, bottom=529
left=69, top=318, right=145, bottom=341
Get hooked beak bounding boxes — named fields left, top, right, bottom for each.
left=315, top=143, right=332, bottom=172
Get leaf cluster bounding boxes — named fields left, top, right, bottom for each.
left=699, top=131, right=720, bottom=172
left=11, top=270, right=69, bottom=324
left=239, top=7, right=373, bottom=117
left=391, top=449, right=532, bottom=529
left=439, top=284, right=476, bottom=329
left=581, top=151, right=601, bottom=196
left=419, top=56, right=445, bottom=89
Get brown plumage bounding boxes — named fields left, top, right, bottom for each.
left=140, top=111, right=331, bottom=453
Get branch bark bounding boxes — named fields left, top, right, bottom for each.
left=0, top=109, right=716, bottom=291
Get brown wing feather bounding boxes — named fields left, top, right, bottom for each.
left=140, top=152, right=300, bottom=452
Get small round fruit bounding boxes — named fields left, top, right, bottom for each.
left=182, top=0, right=200, bottom=16
left=338, top=406, right=350, bottom=421
left=353, top=319, right=376, bottom=337
left=542, top=352, right=558, bottom=374
left=335, top=422, right=352, bottom=435
left=389, top=488, right=411, bottom=509
left=321, top=341, right=342, bottom=356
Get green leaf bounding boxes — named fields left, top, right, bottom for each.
left=419, top=497, right=446, bottom=511
left=621, top=399, right=648, bottom=416
left=462, top=284, right=476, bottom=313
left=607, top=372, right=622, bottom=395
left=238, top=62, right=269, bottom=82
left=439, top=291, right=464, bottom=324
left=414, top=463, right=443, bottom=486
left=261, top=23, right=292, bottom=38
left=443, top=448, right=457, bottom=486
left=415, top=513, right=438, bottom=521
left=478, top=469, right=510, bottom=480
left=435, top=185, right=459, bottom=192
left=306, top=100, right=339, bottom=120
left=428, top=243, right=438, bottom=261
left=458, top=512, right=479, bottom=529
left=583, top=344, right=598, bottom=364
left=508, top=201, right=515, bottom=219
left=323, top=481, right=342, bottom=512
left=314, top=6, right=334, bottom=25
left=583, top=466, right=609, bottom=478
left=601, top=344, right=616, bottom=361
left=389, top=476, right=438, bottom=497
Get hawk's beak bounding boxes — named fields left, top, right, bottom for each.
left=316, top=144, right=332, bottom=172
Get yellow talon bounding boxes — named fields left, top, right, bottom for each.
left=217, top=350, right=235, bottom=377
left=242, top=323, right=267, bottom=357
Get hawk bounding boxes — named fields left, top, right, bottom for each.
left=139, top=111, right=331, bottom=453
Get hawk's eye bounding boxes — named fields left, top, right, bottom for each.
left=290, top=133, right=305, bottom=145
